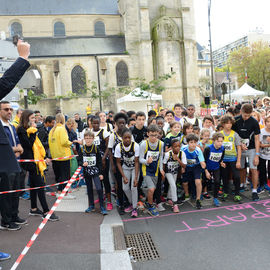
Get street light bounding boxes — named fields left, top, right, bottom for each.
left=208, top=0, right=215, bottom=99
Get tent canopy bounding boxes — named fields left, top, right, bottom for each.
left=117, top=88, right=162, bottom=103
left=225, top=83, right=265, bottom=100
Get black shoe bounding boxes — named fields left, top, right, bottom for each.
left=252, top=192, right=259, bottom=201
left=0, top=222, right=21, bottom=231
left=29, top=208, right=44, bottom=216
left=12, top=217, right=27, bottom=225
left=43, top=213, right=59, bottom=222
left=196, top=200, right=202, bottom=209
left=118, top=206, right=125, bottom=215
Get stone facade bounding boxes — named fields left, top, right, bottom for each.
left=0, top=0, right=199, bottom=115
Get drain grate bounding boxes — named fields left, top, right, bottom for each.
left=125, top=232, right=160, bottom=262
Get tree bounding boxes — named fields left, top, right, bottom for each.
left=228, top=41, right=270, bottom=94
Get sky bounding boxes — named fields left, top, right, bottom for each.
left=194, top=0, right=270, bottom=50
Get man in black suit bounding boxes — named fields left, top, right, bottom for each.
left=0, top=40, right=30, bottom=264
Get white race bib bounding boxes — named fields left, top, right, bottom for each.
left=209, top=152, right=222, bottom=162
left=167, top=161, right=178, bottom=171
left=124, top=156, right=135, bottom=167
left=241, top=138, right=250, bottom=147
left=146, top=151, right=159, bottom=162
left=187, top=159, right=196, bottom=165
left=93, top=136, right=100, bottom=146
left=83, top=156, right=96, bottom=166
left=223, top=142, right=232, bottom=151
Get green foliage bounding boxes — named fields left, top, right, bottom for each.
left=214, top=66, right=232, bottom=72
left=19, top=89, right=47, bottom=105
left=228, top=41, right=270, bottom=93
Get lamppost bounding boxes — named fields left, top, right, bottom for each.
left=208, top=0, right=215, bottom=99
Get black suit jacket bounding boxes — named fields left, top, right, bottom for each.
left=0, top=57, right=30, bottom=173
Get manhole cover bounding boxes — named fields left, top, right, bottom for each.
left=125, top=232, right=160, bottom=262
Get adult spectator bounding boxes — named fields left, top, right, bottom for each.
left=180, top=104, right=202, bottom=129
left=106, top=110, right=115, bottom=126
left=34, top=110, right=43, bottom=129
left=0, top=39, right=30, bottom=262
left=12, top=108, right=23, bottom=128
left=232, top=103, right=260, bottom=201
left=74, top=113, right=84, bottom=133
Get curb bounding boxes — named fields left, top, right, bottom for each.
left=100, top=208, right=132, bottom=270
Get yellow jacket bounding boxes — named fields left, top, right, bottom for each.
left=49, top=124, right=72, bottom=161
left=12, top=115, right=20, bottom=128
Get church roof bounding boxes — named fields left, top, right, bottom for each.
left=0, top=0, right=119, bottom=15
left=23, top=36, right=126, bottom=58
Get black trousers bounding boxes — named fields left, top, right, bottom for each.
left=102, top=158, right=111, bottom=194
left=0, top=172, right=20, bottom=224
left=153, top=172, right=162, bottom=204
left=258, top=157, right=270, bottom=187
left=52, top=160, right=70, bottom=191
left=113, top=159, right=124, bottom=207
left=202, top=168, right=221, bottom=198
left=221, top=161, right=240, bottom=196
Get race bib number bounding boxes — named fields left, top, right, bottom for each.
left=209, top=152, right=222, bottom=162
left=223, top=142, right=232, bottom=151
left=83, top=156, right=96, bottom=166
left=93, top=136, right=100, bottom=146
left=124, top=156, right=135, bottom=167
left=187, top=159, right=196, bottom=165
left=167, top=161, right=179, bottom=172
left=147, top=151, right=159, bottom=162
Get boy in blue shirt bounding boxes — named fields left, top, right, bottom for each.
left=181, top=134, right=206, bottom=209
left=203, top=132, right=225, bottom=207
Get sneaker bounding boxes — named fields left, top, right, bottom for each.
left=131, top=209, right=138, bottom=218
left=137, top=201, right=145, bottom=210
left=147, top=206, right=159, bottom=217
left=124, top=205, right=133, bottom=213
left=196, top=200, right=202, bottom=209
left=213, top=198, right=221, bottom=207
left=111, top=188, right=117, bottom=196
left=116, top=199, right=120, bottom=207
left=43, top=213, right=59, bottom=222
left=12, top=217, right=27, bottom=225
left=157, top=203, right=166, bottom=212
left=160, top=196, right=166, bottom=202
left=139, top=194, right=146, bottom=202
left=221, top=193, right=228, bottom=202
left=100, top=206, right=108, bottom=215
left=240, top=186, right=245, bottom=192
left=20, top=192, right=30, bottom=200
left=264, top=183, right=270, bottom=191
left=257, top=186, right=265, bottom=194
left=234, top=195, right=242, bottom=203
left=0, top=252, right=11, bottom=261
left=0, top=222, right=21, bottom=231
left=85, top=205, right=95, bottom=213
left=118, top=206, right=125, bottom=215
left=177, top=199, right=184, bottom=206
left=173, top=204, right=180, bottom=213
left=166, top=199, right=173, bottom=206
left=203, top=193, right=211, bottom=200
left=29, top=208, right=43, bottom=216
left=252, top=192, right=259, bottom=201
left=184, top=195, right=190, bottom=202
left=63, top=193, right=76, bottom=200
left=106, top=202, right=113, bottom=211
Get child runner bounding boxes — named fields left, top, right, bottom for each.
left=79, top=130, right=107, bottom=215
left=220, top=115, right=242, bottom=202
left=99, top=111, right=114, bottom=133
left=163, top=138, right=186, bottom=212
left=180, top=122, right=193, bottom=146
left=174, top=103, right=183, bottom=122
left=181, top=134, right=206, bottom=209
left=156, top=116, right=166, bottom=139
left=203, top=132, right=225, bottom=207
left=163, top=110, right=175, bottom=134
left=115, top=129, right=139, bottom=217
left=164, top=121, right=182, bottom=152
left=140, top=124, right=165, bottom=216
left=108, top=113, right=128, bottom=215
left=202, top=115, right=215, bottom=136
left=91, top=116, right=113, bottom=210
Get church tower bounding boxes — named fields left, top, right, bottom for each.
left=118, top=0, right=200, bottom=107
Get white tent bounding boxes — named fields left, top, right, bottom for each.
left=225, top=83, right=265, bottom=101
left=117, top=88, right=162, bottom=115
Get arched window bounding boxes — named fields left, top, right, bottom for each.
left=54, top=21, right=66, bottom=37
left=94, top=21, right=105, bottom=36
left=116, top=61, right=129, bottom=86
left=10, top=22, right=22, bottom=37
left=71, top=65, right=86, bottom=94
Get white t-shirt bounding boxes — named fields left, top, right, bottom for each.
left=260, top=128, right=270, bottom=160
left=114, top=143, right=140, bottom=158
left=100, top=123, right=113, bottom=133
left=180, top=117, right=203, bottom=130
left=163, top=150, right=187, bottom=165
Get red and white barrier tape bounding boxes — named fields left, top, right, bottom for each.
left=18, top=155, right=78, bottom=163
left=10, top=166, right=82, bottom=270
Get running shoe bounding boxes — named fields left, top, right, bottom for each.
left=12, top=217, right=27, bottom=225
left=234, top=195, right=242, bottom=203
left=0, top=252, right=11, bottom=261
left=85, top=205, right=95, bottom=213
left=173, top=204, right=180, bottom=213
left=20, top=192, right=30, bottom=200
left=137, top=201, right=145, bottom=210
left=29, top=208, right=43, bottom=216
left=63, top=193, right=76, bottom=200
left=221, top=193, right=228, bottom=201
left=111, top=188, right=117, bottom=197
left=139, top=194, right=146, bottom=202
left=252, top=192, right=259, bottom=201
left=44, top=213, right=59, bottom=222
left=100, top=206, right=108, bottom=215
left=166, top=199, right=173, bottom=206
left=107, top=202, right=113, bottom=211
left=131, top=209, right=138, bottom=218
left=0, top=222, right=21, bottom=231
left=184, top=195, right=190, bottom=202
left=257, top=186, right=265, bottom=194
left=118, top=206, right=125, bottom=215
left=203, top=193, right=211, bottom=200
left=147, top=206, right=159, bottom=217
left=213, top=198, right=221, bottom=207
left=264, top=183, right=270, bottom=191
left=160, top=196, right=166, bottom=202
left=124, top=205, right=133, bottom=213
left=196, top=200, right=202, bottom=209
left=157, top=203, right=165, bottom=212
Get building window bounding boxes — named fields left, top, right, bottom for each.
left=116, top=61, right=129, bottom=86
left=10, top=22, right=22, bottom=37
left=54, top=21, right=65, bottom=37
left=71, top=65, right=86, bottom=94
left=94, top=21, right=105, bottom=36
